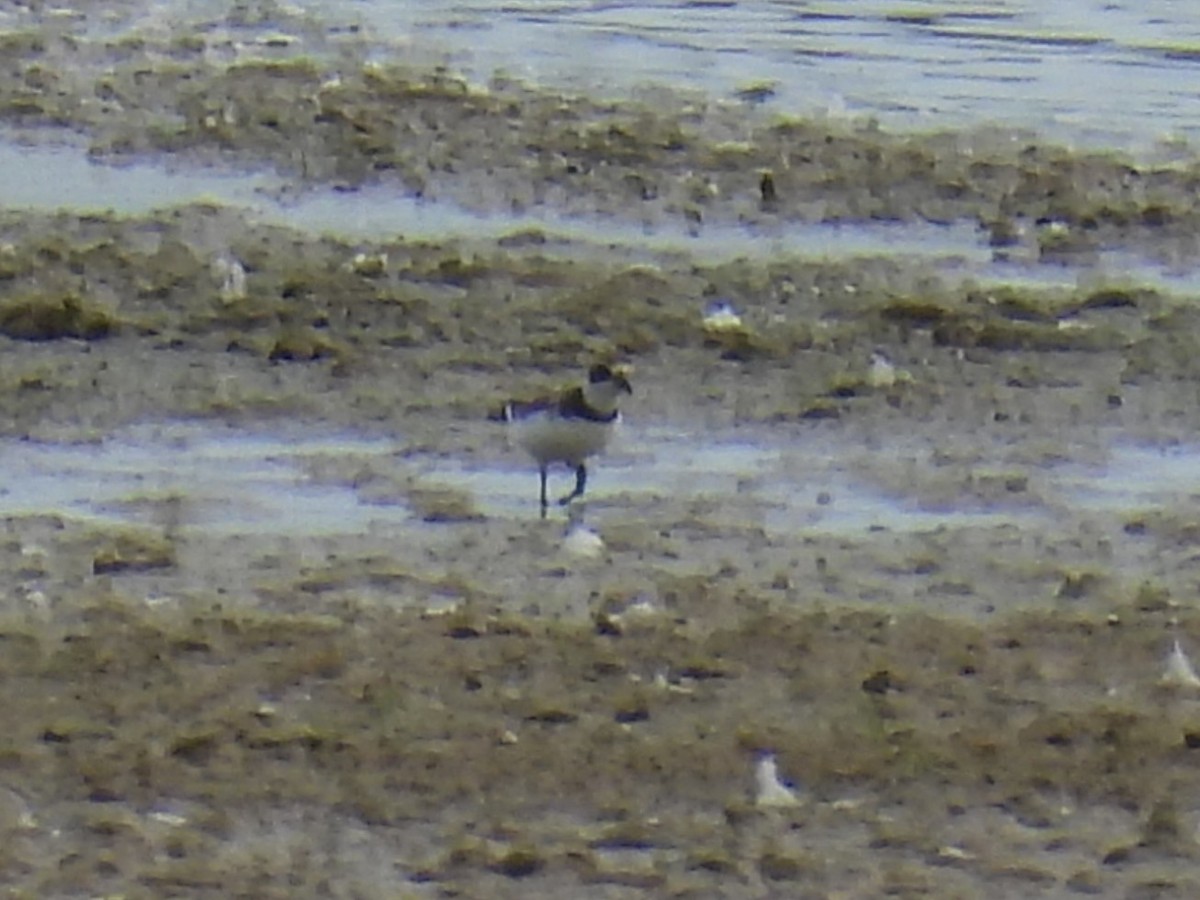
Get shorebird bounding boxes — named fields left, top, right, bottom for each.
left=498, top=364, right=632, bottom=516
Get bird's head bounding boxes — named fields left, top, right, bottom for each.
left=584, top=363, right=633, bottom=414
left=589, top=363, right=633, bottom=394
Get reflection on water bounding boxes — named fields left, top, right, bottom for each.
left=4, top=422, right=1198, bottom=540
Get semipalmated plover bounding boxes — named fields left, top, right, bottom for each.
left=499, top=364, right=632, bottom=516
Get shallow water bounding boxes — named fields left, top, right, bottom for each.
left=3, top=139, right=986, bottom=261
left=298, top=0, right=1200, bottom=151
left=6, top=138, right=1200, bottom=295
left=2, top=0, right=1198, bottom=292
left=0, top=425, right=400, bottom=536
left=4, top=421, right=1195, bottom=540
left=461, top=424, right=1047, bottom=534
left=1059, top=444, right=1200, bottom=511
left=0, top=142, right=280, bottom=214
left=11, top=0, right=1199, bottom=150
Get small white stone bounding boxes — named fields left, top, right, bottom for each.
left=702, top=300, right=744, bottom=333
left=421, top=596, right=461, bottom=617
left=866, top=350, right=896, bottom=389
left=621, top=595, right=658, bottom=619
left=350, top=252, right=388, bottom=277
left=755, top=753, right=801, bottom=808
left=1163, top=639, right=1200, bottom=689
left=1057, top=319, right=1091, bottom=332
left=563, top=526, right=605, bottom=560
left=212, top=253, right=247, bottom=303
left=937, top=845, right=974, bottom=861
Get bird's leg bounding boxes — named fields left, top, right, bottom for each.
left=559, top=464, right=587, bottom=506
left=539, top=467, right=549, bottom=519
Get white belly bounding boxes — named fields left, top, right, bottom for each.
left=511, top=414, right=616, bottom=467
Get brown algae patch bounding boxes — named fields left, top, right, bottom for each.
left=0, top=293, right=117, bottom=342
left=89, top=526, right=177, bottom=575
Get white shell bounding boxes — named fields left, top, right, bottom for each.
left=755, top=753, right=801, bottom=808
left=1163, top=639, right=1200, bottom=689
left=703, top=301, right=745, bottom=333
left=562, top=526, right=605, bottom=559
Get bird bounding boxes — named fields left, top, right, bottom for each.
left=497, top=364, right=632, bottom=516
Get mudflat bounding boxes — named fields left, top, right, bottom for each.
left=2, top=7, right=1200, bottom=898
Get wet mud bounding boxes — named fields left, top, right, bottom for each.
left=6, top=590, right=1200, bottom=898
left=3, top=3, right=1200, bottom=898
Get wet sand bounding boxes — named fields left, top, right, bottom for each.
left=3, top=6, right=1200, bottom=899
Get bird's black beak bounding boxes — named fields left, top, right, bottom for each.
left=615, top=375, right=632, bottom=395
